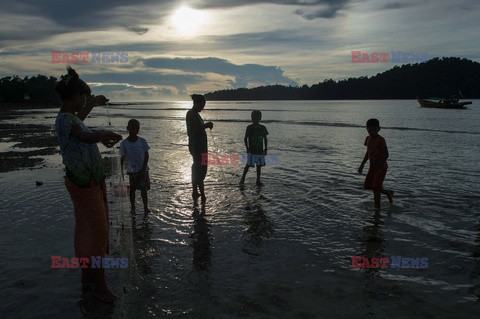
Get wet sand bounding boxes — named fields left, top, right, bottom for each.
left=0, top=108, right=58, bottom=172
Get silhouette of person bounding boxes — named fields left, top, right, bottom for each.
left=186, top=94, right=213, bottom=203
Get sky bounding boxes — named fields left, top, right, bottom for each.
left=0, top=0, right=479, bottom=101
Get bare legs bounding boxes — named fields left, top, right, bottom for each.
left=192, top=182, right=206, bottom=203
left=81, top=264, right=118, bottom=303
left=129, top=187, right=136, bottom=214
left=240, top=165, right=263, bottom=186
left=239, top=166, right=248, bottom=185
left=373, top=189, right=394, bottom=209
left=256, top=166, right=263, bottom=186
left=383, top=189, right=394, bottom=205
left=129, top=188, right=149, bottom=214
left=141, top=189, right=149, bottom=213
left=192, top=152, right=207, bottom=203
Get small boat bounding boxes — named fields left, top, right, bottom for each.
left=417, top=97, right=472, bottom=109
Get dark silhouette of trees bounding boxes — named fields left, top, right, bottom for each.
left=25, top=75, right=60, bottom=103
left=205, top=57, right=480, bottom=100
left=0, top=76, right=26, bottom=102
left=0, top=74, right=61, bottom=107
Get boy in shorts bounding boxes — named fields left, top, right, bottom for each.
left=358, top=118, right=394, bottom=209
left=240, top=110, right=269, bottom=186
left=120, top=119, right=151, bottom=215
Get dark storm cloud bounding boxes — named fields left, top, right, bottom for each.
left=143, top=57, right=298, bottom=88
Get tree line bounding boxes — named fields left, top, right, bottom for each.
left=205, top=57, right=480, bottom=100
left=0, top=75, right=61, bottom=106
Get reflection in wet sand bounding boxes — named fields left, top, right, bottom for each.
left=240, top=187, right=273, bottom=249
left=192, top=205, right=212, bottom=271
left=357, top=211, right=385, bottom=278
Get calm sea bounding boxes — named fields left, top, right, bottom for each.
left=1, top=100, right=480, bottom=318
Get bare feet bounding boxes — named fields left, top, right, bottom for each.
left=386, top=191, right=394, bottom=205
left=256, top=181, right=264, bottom=186
left=95, top=287, right=119, bottom=303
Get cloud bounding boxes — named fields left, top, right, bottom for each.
left=1, top=0, right=351, bottom=39
left=380, top=2, right=414, bottom=10
left=81, top=71, right=206, bottom=92
left=125, top=26, right=149, bottom=35
left=0, top=0, right=173, bottom=42
left=143, top=57, right=298, bottom=88
left=193, top=0, right=347, bottom=9
left=293, top=0, right=350, bottom=19
left=193, top=0, right=353, bottom=19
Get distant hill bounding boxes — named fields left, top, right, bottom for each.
left=205, top=57, right=480, bottom=100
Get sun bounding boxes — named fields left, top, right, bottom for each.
left=170, top=6, right=208, bottom=36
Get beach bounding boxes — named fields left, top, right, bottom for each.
left=1, top=100, right=480, bottom=318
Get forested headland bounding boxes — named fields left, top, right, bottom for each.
left=205, top=57, right=480, bottom=100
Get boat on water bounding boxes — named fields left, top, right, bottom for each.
left=417, top=97, right=472, bottom=109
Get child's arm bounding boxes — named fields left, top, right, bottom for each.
left=264, top=136, right=268, bottom=155
left=77, top=95, right=109, bottom=121
left=140, top=151, right=149, bottom=176
left=70, top=124, right=121, bottom=147
left=358, top=151, right=368, bottom=174
left=244, top=136, right=249, bottom=153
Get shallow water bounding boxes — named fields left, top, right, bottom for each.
left=1, top=100, right=480, bottom=318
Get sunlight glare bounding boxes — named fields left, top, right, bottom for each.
left=171, top=6, right=208, bottom=36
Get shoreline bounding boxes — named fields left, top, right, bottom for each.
left=0, top=101, right=61, bottom=110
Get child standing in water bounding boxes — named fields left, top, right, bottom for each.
left=186, top=94, right=213, bottom=203
left=120, top=119, right=151, bottom=215
left=55, top=66, right=122, bottom=303
left=240, top=110, right=269, bottom=186
left=358, top=118, right=394, bottom=209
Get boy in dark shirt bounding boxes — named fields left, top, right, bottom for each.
left=240, top=110, right=269, bottom=186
